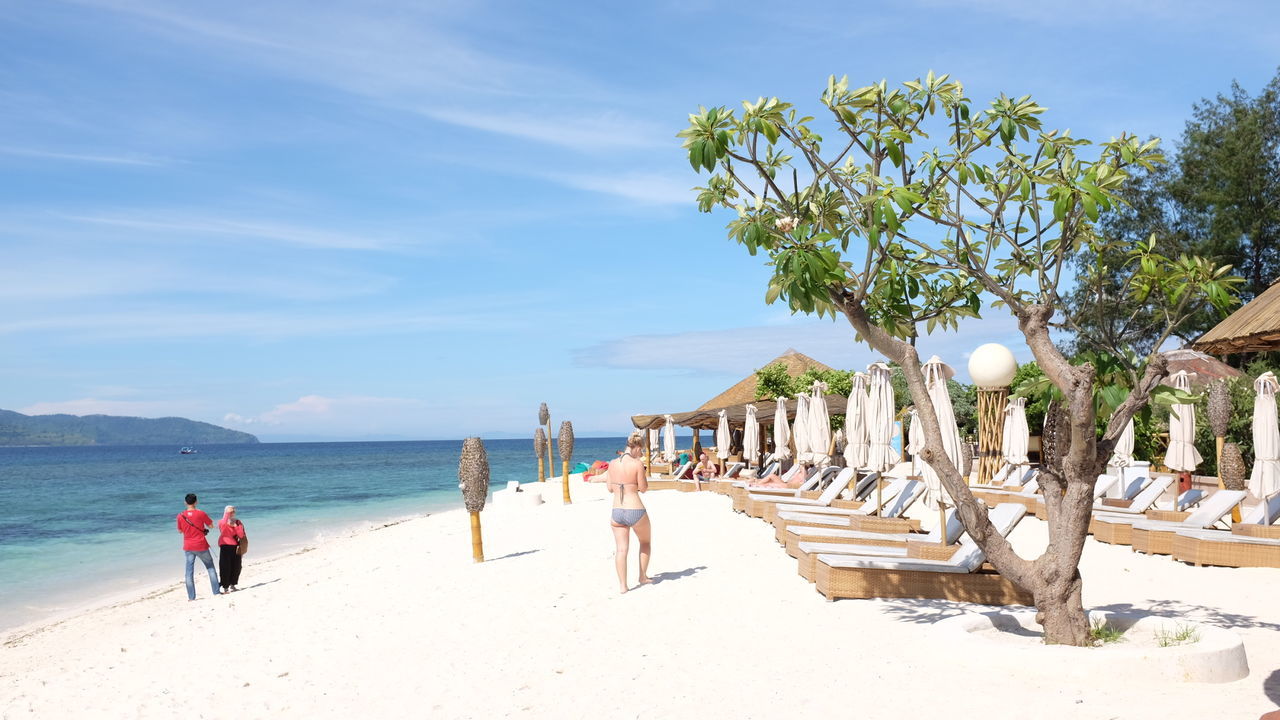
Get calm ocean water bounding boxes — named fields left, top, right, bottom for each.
left=0, top=437, right=636, bottom=631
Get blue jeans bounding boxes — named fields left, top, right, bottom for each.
left=184, top=550, right=221, bottom=600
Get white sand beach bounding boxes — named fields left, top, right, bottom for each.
left=2, top=480, right=1278, bottom=719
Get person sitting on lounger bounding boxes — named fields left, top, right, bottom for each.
left=753, top=463, right=811, bottom=489
left=692, top=452, right=718, bottom=481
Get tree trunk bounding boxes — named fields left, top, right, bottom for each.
left=1034, top=568, right=1089, bottom=645
left=833, top=295, right=1167, bottom=646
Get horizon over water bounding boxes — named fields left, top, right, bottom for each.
left=0, top=437, right=656, bottom=632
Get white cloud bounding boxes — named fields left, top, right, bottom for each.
left=224, top=394, right=428, bottom=433
left=0, top=146, right=170, bottom=166
left=420, top=108, right=667, bottom=152
left=576, top=313, right=1032, bottom=384
left=18, top=398, right=183, bottom=417
left=66, top=213, right=402, bottom=251
left=547, top=170, right=696, bottom=206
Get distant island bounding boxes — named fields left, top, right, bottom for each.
left=0, top=409, right=259, bottom=446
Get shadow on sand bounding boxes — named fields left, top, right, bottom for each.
left=488, top=550, right=542, bottom=562
left=648, top=566, right=706, bottom=585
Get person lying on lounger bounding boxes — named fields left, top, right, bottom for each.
left=752, top=463, right=811, bottom=489
left=692, top=452, right=718, bottom=481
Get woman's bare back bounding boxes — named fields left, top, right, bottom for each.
left=608, top=455, right=648, bottom=509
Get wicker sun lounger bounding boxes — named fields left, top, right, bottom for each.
left=783, top=508, right=961, bottom=559
left=746, top=467, right=859, bottom=519
left=812, top=504, right=1032, bottom=604
left=796, top=503, right=1024, bottom=582
left=746, top=466, right=844, bottom=518
left=972, top=477, right=1042, bottom=512
left=1087, top=477, right=1174, bottom=536
left=772, top=478, right=924, bottom=537
left=1164, top=493, right=1280, bottom=566
left=717, top=461, right=779, bottom=494
left=730, top=464, right=812, bottom=512
left=1034, top=474, right=1126, bottom=520
left=971, top=464, right=1037, bottom=491
left=1100, top=490, right=1247, bottom=553
left=646, top=462, right=692, bottom=491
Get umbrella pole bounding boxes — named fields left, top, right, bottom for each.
left=939, top=503, right=947, bottom=546
left=470, top=511, right=484, bottom=563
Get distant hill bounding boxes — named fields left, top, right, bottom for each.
left=0, top=409, right=259, bottom=446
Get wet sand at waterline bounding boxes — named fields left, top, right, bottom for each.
left=2, top=477, right=1278, bottom=719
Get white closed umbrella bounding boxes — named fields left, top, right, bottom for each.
left=907, top=408, right=924, bottom=477
left=1251, top=372, right=1280, bottom=498
left=648, top=428, right=659, bottom=455
left=661, top=415, right=677, bottom=464
left=844, top=372, right=870, bottom=469
left=716, top=408, right=731, bottom=474
left=1109, top=417, right=1135, bottom=468
left=743, top=404, right=760, bottom=468
left=793, top=392, right=812, bottom=465
left=920, top=356, right=964, bottom=512
left=1164, top=370, right=1203, bottom=473
left=807, top=381, right=832, bottom=467
left=769, top=397, right=791, bottom=464
left=866, top=362, right=899, bottom=472
left=1002, top=397, right=1030, bottom=467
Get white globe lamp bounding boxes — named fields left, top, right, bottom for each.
left=968, top=343, right=1018, bottom=390
left=968, top=343, right=1018, bottom=485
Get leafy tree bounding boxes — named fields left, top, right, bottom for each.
left=1067, top=70, right=1279, bottom=354
left=680, top=72, right=1239, bottom=644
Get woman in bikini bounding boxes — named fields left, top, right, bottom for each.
left=607, top=431, right=651, bottom=593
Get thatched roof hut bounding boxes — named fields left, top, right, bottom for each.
left=630, top=349, right=842, bottom=430
left=695, top=349, right=834, bottom=410
left=1195, top=278, right=1280, bottom=354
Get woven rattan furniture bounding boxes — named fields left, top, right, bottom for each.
left=729, top=464, right=812, bottom=512
left=772, top=478, right=921, bottom=535
left=1171, top=531, right=1280, bottom=568
left=811, top=505, right=1033, bottom=604
left=1086, top=477, right=1174, bottom=534
left=1115, top=490, right=1247, bottom=553
left=746, top=466, right=846, bottom=518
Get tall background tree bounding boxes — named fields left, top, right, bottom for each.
left=680, top=72, right=1239, bottom=645
left=1067, top=69, right=1279, bottom=356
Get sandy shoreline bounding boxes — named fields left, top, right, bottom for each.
left=3, top=479, right=1279, bottom=719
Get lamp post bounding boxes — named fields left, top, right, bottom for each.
left=968, top=343, right=1018, bottom=486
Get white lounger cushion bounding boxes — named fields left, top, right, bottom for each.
left=1100, top=484, right=1249, bottom=530
left=1173, top=530, right=1280, bottom=547
left=737, top=465, right=813, bottom=494
left=775, top=477, right=910, bottom=517
left=748, top=467, right=858, bottom=507
left=814, top=503, right=1026, bottom=574
left=797, top=541, right=910, bottom=557
left=1091, top=476, right=1173, bottom=515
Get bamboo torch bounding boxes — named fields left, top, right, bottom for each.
left=534, top=427, right=547, bottom=483
left=1207, top=380, right=1240, bottom=521
left=559, top=421, right=575, bottom=505
left=458, top=437, right=490, bottom=563
left=539, top=403, right=554, bottom=477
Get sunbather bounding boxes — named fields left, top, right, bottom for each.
left=692, top=452, right=719, bottom=481
left=753, top=463, right=812, bottom=489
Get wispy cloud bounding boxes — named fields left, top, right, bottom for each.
left=547, top=170, right=696, bottom=206
left=420, top=108, right=667, bottom=151
left=65, top=213, right=402, bottom=251
left=61, top=0, right=658, bottom=152
left=0, top=146, right=170, bottom=166
left=576, top=313, right=1030, bottom=381
left=223, top=394, right=428, bottom=434
left=18, top=397, right=186, bottom=417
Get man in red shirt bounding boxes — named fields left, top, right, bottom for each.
left=177, top=493, right=221, bottom=600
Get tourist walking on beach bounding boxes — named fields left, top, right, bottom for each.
left=608, top=431, right=652, bottom=593
left=176, top=493, right=221, bottom=600
left=217, top=505, right=246, bottom=593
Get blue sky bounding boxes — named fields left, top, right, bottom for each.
left=1, top=0, right=1276, bottom=441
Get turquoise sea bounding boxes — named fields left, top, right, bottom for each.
left=0, top=437, right=644, bottom=631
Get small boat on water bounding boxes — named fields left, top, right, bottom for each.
left=179, top=446, right=198, bottom=455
